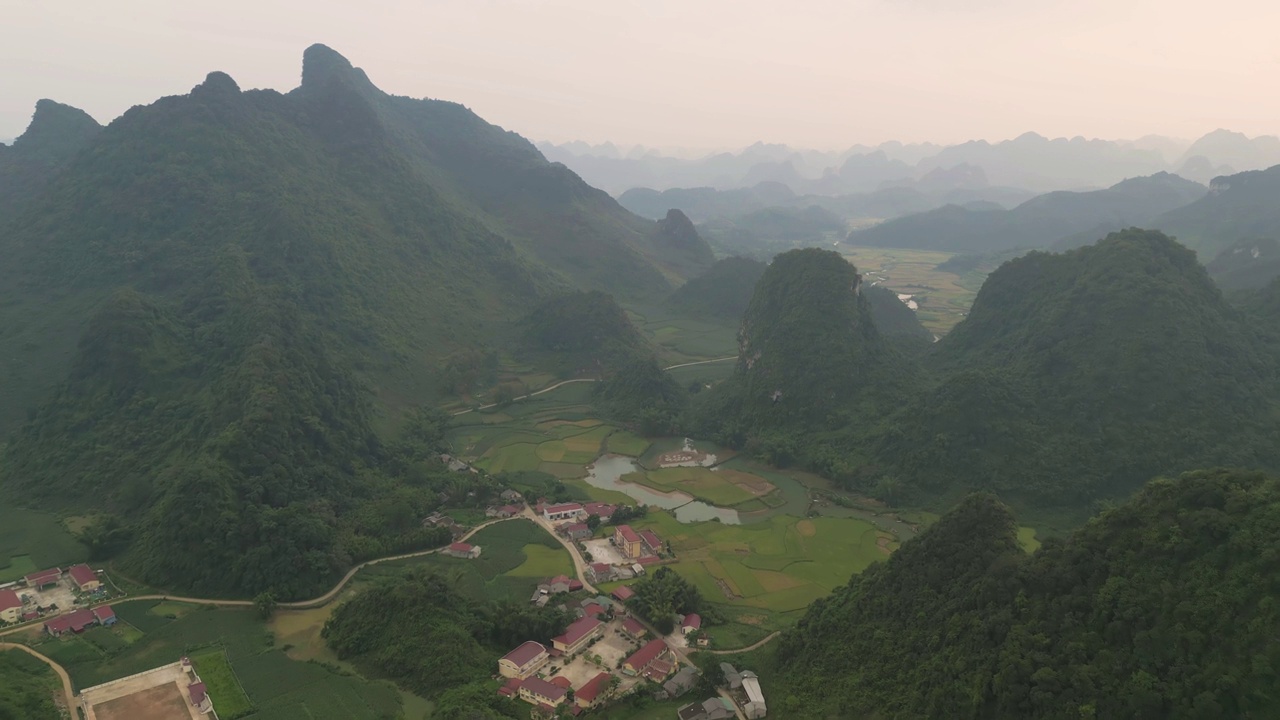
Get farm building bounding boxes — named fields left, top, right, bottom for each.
left=560, top=523, right=592, bottom=541
left=622, top=638, right=671, bottom=676
left=43, top=605, right=116, bottom=636
left=611, top=585, right=635, bottom=604
left=720, top=663, right=742, bottom=689
left=543, top=503, right=585, bottom=522
left=678, top=697, right=736, bottom=720
left=67, top=564, right=101, bottom=592
left=643, top=658, right=675, bottom=682
left=24, top=568, right=62, bottom=589
left=500, top=489, right=523, bottom=503
left=681, top=614, right=702, bottom=634
left=583, top=502, right=616, bottom=521
left=621, top=617, right=647, bottom=640
left=579, top=602, right=606, bottom=619
left=741, top=670, right=767, bottom=718
left=639, top=529, right=663, bottom=554
left=586, top=562, right=614, bottom=583
left=541, top=575, right=582, bottom=594
left=188, top=681, right=213, bottom=713
left=443, top=542, right=481, bottom=559
left=517, top=676, right=567, bottom=708
left=551, top=616, right=603, bottom=655
left=614, top=525, right=643, bottom=559
left=660, top=666, right=700, bottom=700
left=499, top=641, right=550, bottom=679
left=0, top=589, right=21, bottom=623
left=574, top=671, right=612, bottom=710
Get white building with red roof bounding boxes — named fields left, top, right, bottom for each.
left=551, top=616, right=603, bottom=655
left=681, top=613, right=702, bottom=634
left=24, top=568, right=61, bottom=589
left=499, top=641, right=550, bottom=679
left=622, top=638, right=671, bottom=676
left=442, top=542, right=481, bottom=559
left=614, top=525, right=643, bottom=559
left=67, top=564, right=101, bottom=592
left=574, top=671, right=612, bottom=710
left=0, top=589, right=21, bottom=623
left=543, top=503, right=585, bottom=522
left=517, top=676, right=568, bottom=708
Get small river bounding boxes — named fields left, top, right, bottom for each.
left=584, top=455, right=740, bottom=524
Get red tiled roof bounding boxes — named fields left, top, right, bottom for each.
left=549, top=574, right=572, bottom=585
left=582, top=603, right=605, bottom=618
left=501, top=641, right=547, bottom=667
left=563, top=523, right=589, bottom=534
left=24, top=568, right=61, bottom=586
left=92, top=605, right=116, bottom=622
left=21, top=611, right=38, bottom=621
left=448, top=542, right=472, bottom=552
left=550, top=676, right=572, bottom=688
left=44, top=608, right=95, bottom=635
left=498, top=678, right=522, bottom=697
left=189, top=682, right=207, bottom=705
left=583, top=502, right=616, bottom=517
left=553, top=616, right=602, bottom=647
left=682, top=613, right=702, bottom=630
left=611, top=585, right=635, bottom=601
left=0, top=589, right=20, bottom=612
left=643, top=658, right=674, bottom=681
left=624, top=638, right=668, bottom=671
left=589, top=562, right=611, bottom=573
left=616, top=525, right=641, bottom=544
left=500, top=505, right=521, bottom=514
left=520, top=676, right=567, bottom=703
left=636, top=555, right=661, bottom=565
left=568, top=579, right=583, bottom=591
left=622, top=617, right=646, bottom=636
left=575, top=671, right=611, bottom=703
left=639, top=530, right=661, bottom=548
left=67, top=564, right=97, bottom=587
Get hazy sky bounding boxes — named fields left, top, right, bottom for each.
left=3, top=0, right=1278, bottom=150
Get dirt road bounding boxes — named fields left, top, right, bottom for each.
left=0, top=641, right=78, bottom=712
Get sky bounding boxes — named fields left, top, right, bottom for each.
left=3, top=0, right=1279, bottom=151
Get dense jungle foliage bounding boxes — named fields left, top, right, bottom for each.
left=519, top=290, right=649, bottom=376
left=0, top=45, right=706, bottom=598
left=323, top=569, right=566, bottom=718
left=862, top=284, right=935, bottom=350
left=664, top=256, right=767, bottom=320
left=769, top=469, right=1280, bottom=719
left=592, top=357, right=689, bottom=435
left=691, top=231, right=1280, bottom=508
left=625, top=566, right=709, bottom=635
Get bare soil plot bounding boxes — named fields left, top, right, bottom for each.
left=91, top=683, right=196, bottom=720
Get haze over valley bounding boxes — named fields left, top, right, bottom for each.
left=3, top=4, right=1280, bottom=719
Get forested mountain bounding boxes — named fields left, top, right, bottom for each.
left=693, top=230, right=1279, bottom=510
left=0, top=45, right=707, bottom=597
left=1153, top=164, right=1280, bottom=259
left=863, top=285, right=934, bottom=349
left=665, top=256, right=767, bottom=320
left=769, top=469, right=1280, bottom=719
left=0, top=99, right=101, bottom=215
left=850, top=173, right=1205, bottom=253
left=688, top=249, right=913, bottom=456
left=1205, top=237, right=1280, bottom=290
left=520, top=290, right=648, bottom=376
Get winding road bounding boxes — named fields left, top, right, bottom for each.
left=450, top=356, right=735, bottom=417
left=0, top=641, right=77, bottom=713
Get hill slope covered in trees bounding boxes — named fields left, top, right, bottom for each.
left=0, top=45, right=708, bottom=597
left=769, top=469, right=1280, bottom=719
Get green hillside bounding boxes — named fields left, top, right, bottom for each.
left=863, top=284, right=934, bottom=348
left=0, top=45, right=707, bottom=598
left=665, top=256, right=767, bottom=320
left=768, top=468, right=1280, bottom=719
left=0, top=99, right=101, bottom=216
left=1154, top=164, right=1280, bottom=259
left=1205, top=237, right=1280, bottom=291
left=851, top=173, right=1204, bottom=253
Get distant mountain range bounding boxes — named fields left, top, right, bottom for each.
left=540, top=129, right=1280, bottom=198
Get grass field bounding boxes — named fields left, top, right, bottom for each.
left=623, top=467, right=763, bottom=507
left=0, top=507, right=87, bottom=582
left=841, top=245, right=977, bottom=336
left=606, top=430, right=652, bottom=457
left=1018, top=526, right=1042, bottom=553
left=626, top=305, right=740, bottom=363
left=505, top=544, right=575, bottom=578
left=192, top=648, right=253, bottom=719
left=39, top=602, right=401, bottom=720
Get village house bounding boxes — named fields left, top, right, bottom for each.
left=486, top=504, right=522, bottom=519
left=678, top=697, right=736, bottom=720
left=720, top=663, right=742, bottom=689
left=551, top=616, right=603, bottom=656
left=422, top=512, right=464, bottom=537
left=543, top=503, right=585, bottom=523
left=499, top=641, right=550, bottom=679
left=621, top=638, right=671, bottom=676
left=67, top=564, right=101, bottom=592
left=560, top=523, right=592, bottom=541
left=0, top=589, right=21, bottom=623
left=43, top=605, right=116, bottom=636
left=517, top=676, right=568, bottom=709
left=586, top=562, right=614, bottom=584
left=24, top=568, right=62, bottom=590
left=574, top=671, right=612, bottom=711
left=442, top=542, right=482, bottom=559
left=659, top=666, right=700, bottom=700
left=680, top=613, right=702, bottom=635
left=614, top=525, right=643, bottom=559
left=741, top=670, right=767, bottom=718
left=611, top=585, right=635, bottom=604
left=438, top=453, right=472, bottom=473
left=500, top=489, right=523, bottom=504
left=643, top=657, right=675, bottom=682
left=639, top=529, right=663, bottom=555
left=621, top=617, right=647, bottom=641
left=188, top=681, right=213, bottom=714
left=582, top=502, right=616, bottom=522
left=541, top=575, right=583, bottom=595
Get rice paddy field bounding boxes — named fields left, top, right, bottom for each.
left=841, top=245, right=979, bottom=336
left=625, top=305, right=740, bottom=364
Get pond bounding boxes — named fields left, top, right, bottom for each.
left=584, top=455, right=740, bottom=525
